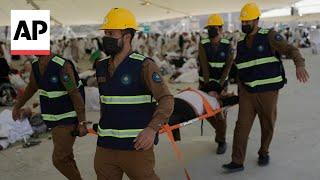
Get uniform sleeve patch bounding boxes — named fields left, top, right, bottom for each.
left=62, top=74, right=76, bottom=90
left=63, top=74, right=70, bottom=82
left=152, top=72, right=162, bottom=83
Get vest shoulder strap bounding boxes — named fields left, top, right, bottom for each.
left=32, top=59, right=38, bottom=64
left=95, top=56, right=110, bottom=78
left=129, top=53, right=146, bottom=61
left=98, top=55, right=111, bottom=62
left=258, top=28, right=270, bottom=35
left=220, top=38, right=230, bottom=44
left=201, top=38, right=210, bottom=45
left=51, top=56, right=66, bottom=66
left=238, top=35, right=246, bottom=42
left=95, top=56, right=111, bottom=70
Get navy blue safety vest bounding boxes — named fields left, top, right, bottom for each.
left=199, top=38, right=230, bottom=91
left=32, top=56, right=85, bottom=128
left=236, top=28, right=286, bottom=93
left=95, top=52, right=157, bottom=150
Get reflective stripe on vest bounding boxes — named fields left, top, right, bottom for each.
left=98, top=56, right=111, bottom=62
left=201, top=38, right=210, bottom=44
left=199, top=76, right=220, bottom=83
left=97, top=126, right=143, bottom=138
left=39, top=80, right=83, bottom=98
left=201, top=38, right=229, bottom=45
left=41, top=111, right=77, bottom=121
left=209, top=62, right=225, bottom=68
left=220, top=38, right=230, bottom=44
left=199, top=76, right=228, bottom=83
left=100, top=95, right=155, bottom=105
left=39, top=90, right=68, bottom=98
left=244, top=76, right=283, bottom=88
left=258, top=28, right=270, bottom=34
left=129, top=53, right=145, bottom=61
left=236, top=56, right=279, bottom=69
left=32, top=59, right=38, bottom=64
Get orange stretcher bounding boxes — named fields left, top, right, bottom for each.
left=85, top=87, right=223, bottom=180
left=159, top=88, right=222, bottom=180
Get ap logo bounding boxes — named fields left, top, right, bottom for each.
left=11, top=10, right=50, bottom=55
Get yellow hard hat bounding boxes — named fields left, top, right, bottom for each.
left=206, top=14, right=224, bottom=27
left=240, top=2, right=261, bottom=21
left=100, top=8, right=139, bottom=30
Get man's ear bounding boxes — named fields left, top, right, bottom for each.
left=219, top=27, right=223, bottom=33
left=123, top=33, right=131, bottom=43
left=254, top=19, right=259, bottom=26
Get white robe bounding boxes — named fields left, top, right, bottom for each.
left=85, top=87, right=100, bottom=111
left=175, top=90, right=220, bottom=115
left=310, top=29, right=320, bottom=54
left=0, top=109, right=33, bottom=149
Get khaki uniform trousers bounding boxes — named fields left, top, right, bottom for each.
left=232, top=85, right=279, bottom=164
left=94, top=146, right=159, bottom=180
left=51, top=125, right=82, bottom=180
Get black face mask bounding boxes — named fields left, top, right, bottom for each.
left=102, top=36, right=124, bottom=56
left=208, top=27, right=219, bottom=38
left=242, top=24, right=254, bottom=34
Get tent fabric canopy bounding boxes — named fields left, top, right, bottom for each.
left=0, top=0, right=294, bottom=26
left=262, top=13, right=320, bottom=22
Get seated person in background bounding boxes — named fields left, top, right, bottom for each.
left=8, top=60, right=34, bottom=93
left=0, top=47, right=21, bottom=105
left=169, top=50, right=185, bottom=68
left=169, top=58, right=199, bottom=83
left=0, top=47, right=10, bottom=85
left=79, top=62, right=97, bottom=87
left=168, top=89, right=238, bottom=141
left=169, top=68, right=199, bottom=84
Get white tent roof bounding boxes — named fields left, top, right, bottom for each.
left=0, top=0, right=295, bottom=26
left=260, top=0, right=320, bottom=23
left=262, top=13, right=320, bottom=22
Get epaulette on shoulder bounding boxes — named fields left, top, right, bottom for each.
left=201, top=38, right=210, bottom=45
left=129, top=53, right=146, bottom=61
left=220, top=38, right=230, bottom=44
left=51, top=56, right=66, bottom=66
left=258, top=28, right=270, bottom=35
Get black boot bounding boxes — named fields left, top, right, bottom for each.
left=222, top=162, right=244, bottom=173
left=216, top=142, right=227, bottom=154
left=258, top=155, right=270, bottom=166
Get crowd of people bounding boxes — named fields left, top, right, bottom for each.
left=0, top=24, right=319, bottom=107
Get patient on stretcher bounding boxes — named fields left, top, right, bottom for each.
left=168, top=89, right=239, bottom=141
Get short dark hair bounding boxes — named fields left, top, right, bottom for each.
left=122, top=28, right=136, bottom=42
